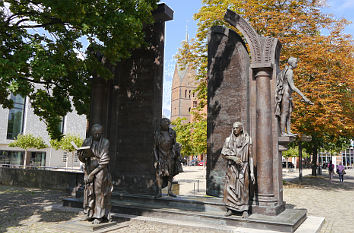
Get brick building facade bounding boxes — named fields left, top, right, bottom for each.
left=170, top=62, right=198, bottom=122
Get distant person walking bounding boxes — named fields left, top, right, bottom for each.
left=328, top=160, right=334, bottom=182
left=337, top=162, right=345, bottom=182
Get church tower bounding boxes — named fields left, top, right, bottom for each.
left=170, top=62, right=197, bottom=122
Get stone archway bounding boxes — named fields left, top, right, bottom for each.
left=207, top=9, right=284, bottom=215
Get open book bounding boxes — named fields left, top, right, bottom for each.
left=71, top=141, right=90, bottom=151
left=71, top=141, right=94, bottom=158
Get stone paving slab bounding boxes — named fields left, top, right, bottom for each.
left=295, top=216, right=325, bottom=233
left=1, top=167, right=353, bottom=233
left=283, top=169, right=354, bottom=233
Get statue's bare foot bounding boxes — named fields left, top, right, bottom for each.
left=83, top=215, right=93, bottom=221
left=242, top=211, right=249, bottom=218
left=281, top=132, right=297, bottom=137
left=168, top=191, right=177, bottom=197
left=92, top=218, right=103, bottom=224
left=225, top=209, right=233, bottom=216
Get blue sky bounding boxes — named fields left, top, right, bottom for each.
left=160, top=0, right=354, bottom=119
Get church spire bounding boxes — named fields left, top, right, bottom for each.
left=185, top=24, right=189, bottom=43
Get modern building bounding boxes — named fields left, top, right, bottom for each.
left=319, top=140, right=354, bottom=169
left=0, top=91, right=87, bottom=170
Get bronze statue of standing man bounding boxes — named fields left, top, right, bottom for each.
left=222, top=122, right=255, bottom=218
left=78, top=124, right=113, bottom=224
left=153, top=118, right=182, bottom=198
left=275, top=57, right=313, bottom=136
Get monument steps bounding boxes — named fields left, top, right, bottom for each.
left=63, top=193, right=307, bottom=232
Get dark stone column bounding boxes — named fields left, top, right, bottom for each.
left=89, top=4, right=173, bottom=195
left=254, top=68, right=274, bottom=201
left=255, top=69, right=273, bottom=195
left=207, top=26, right=250, bottom=197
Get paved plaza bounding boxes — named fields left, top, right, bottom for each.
left=0, top=166, right=353, bottom=232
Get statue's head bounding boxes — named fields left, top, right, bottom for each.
left=232, top=122, right=243, bottom=136
left=91, top=124, right=104, bottom=141
left=288, top=57, right=298, bottom=68
left=160, top=118, right=171, bottom=131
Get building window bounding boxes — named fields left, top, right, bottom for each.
left=7, top=94, right=25, bottom=140
left=193, top=92, right=195, bottom=97
left=188, top=107, right=191, bottom=112
left=189, top=90, right=191, bottom=99
left=0, top=150, right=24, bottom=166
left=185, top=90, right=187, bottom=98
left=58, top=117, right=65, bottom=134
left=63, top=152, right=67, bottom=162
left=193, top=101, right=198, bottom=108
left=30, top=152, right=46, bottom=167
left=74, top=153, right=78, bottom=162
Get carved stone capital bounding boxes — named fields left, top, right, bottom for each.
left=224, top=9, right=281, bottom=68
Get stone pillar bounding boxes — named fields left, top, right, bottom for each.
left=88, top=4, right=173, bottom=195
left=254, top=68, right=274, bottom=197
left=207, top=26, right=250, bottom=197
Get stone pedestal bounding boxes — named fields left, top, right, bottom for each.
left=55, top=219, right=126, bottom=232
left=279, top=136, right=296, bottom=151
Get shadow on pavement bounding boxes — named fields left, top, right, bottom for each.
left=284, top=174, right=354, bottom=191
left=0, top=185, right=78, bottom=232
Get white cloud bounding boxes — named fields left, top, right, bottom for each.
left=327, top=0, right=354, bottom=11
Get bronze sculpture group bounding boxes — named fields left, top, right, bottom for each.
left=79, top=119, right=183, bottom=224
left=77, top=56, right=313, bottom=223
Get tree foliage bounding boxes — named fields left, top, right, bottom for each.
left=9, top=134, right=47, bottom=168
left=50, top=134, right=83, bottom=152
left=9, top=133, right=48, bottom=150
left=0, top=0, right=159, bottom=139
left=282, top=145, right=310, bottom=158
left=176, top=0, right=353, bottom=162
left=172, top=115, right=207, bottom=157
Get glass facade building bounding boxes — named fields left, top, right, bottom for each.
left=6, top=94, right=25, bottom=140
left=0, top=150, right=24, bottom=166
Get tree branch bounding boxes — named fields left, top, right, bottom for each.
left=17, top=76, right=64, bottom=90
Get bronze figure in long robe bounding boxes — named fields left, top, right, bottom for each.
left=79, top=124, right=113, bottom=224
left=222, top=122, right=255, bottom=217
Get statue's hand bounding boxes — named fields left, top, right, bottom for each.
left=235, top=157, right=242, bottom=165
left=250, top=173, right=255, bottom=184
left=303, top=97, right=314, bottom=105
left=85, top=174, right=94, bottom=184
left=154, top=161, right=159, bottom=169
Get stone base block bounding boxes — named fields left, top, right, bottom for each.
left=54, top=219, right=127, bottom=232
left=63, top=192, right=307, bottom=232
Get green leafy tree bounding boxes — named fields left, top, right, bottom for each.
left=190, top=118, right=207, bottom=156
left=172, top=115, right=207, bottom=158
left=172, top=118, right=193, bottom=157
left=9, top=134, right=48, bottom=168
left=176, top=0, right=353, bottom=175
left=50, top=134, right=83, bottom=169
left=0, top=0, right=159, bottom=139
left=282, top=145, right=309, bottom=158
